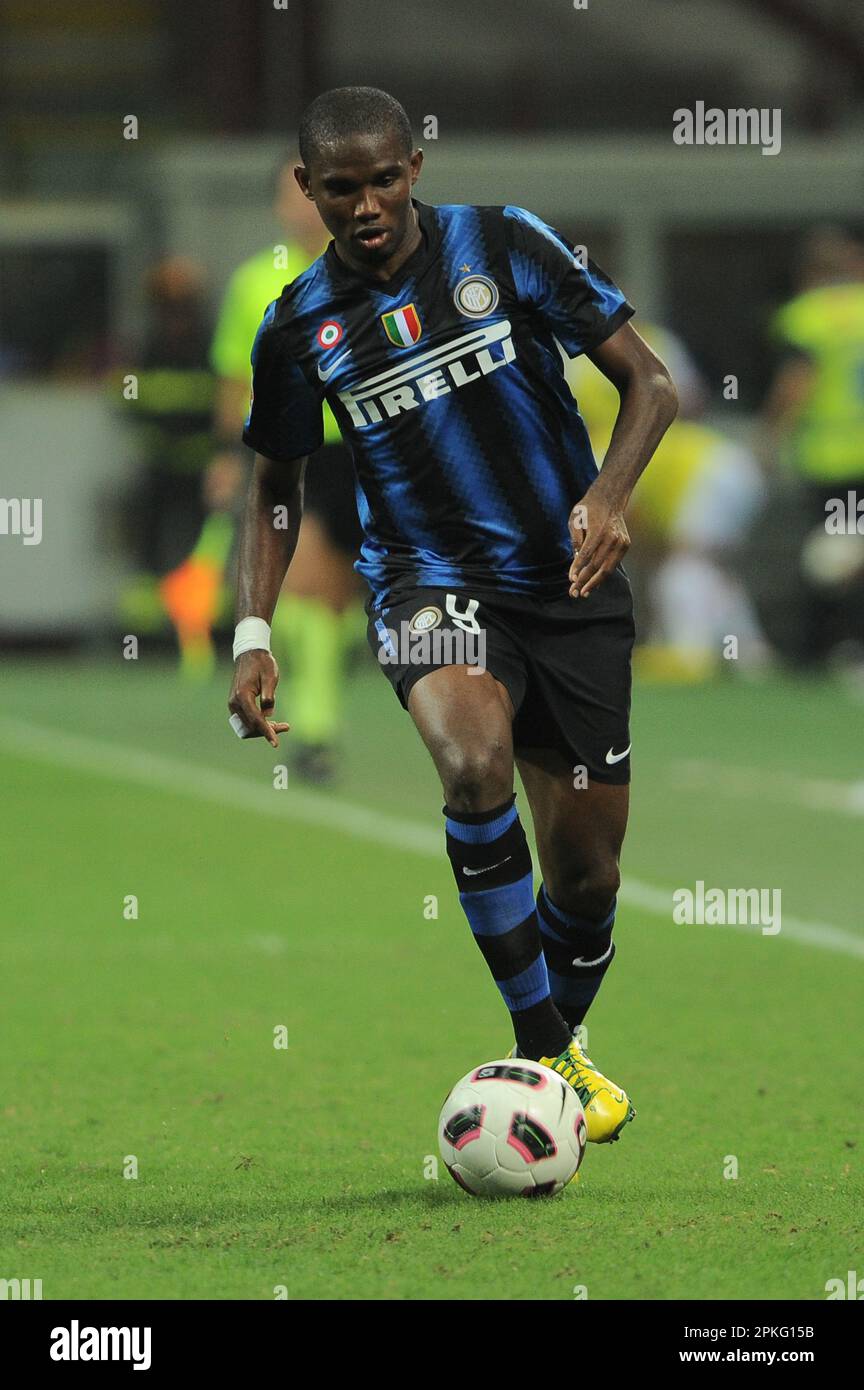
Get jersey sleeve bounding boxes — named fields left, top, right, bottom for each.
left=241, top=301, right=323, bottom=461
left=503, top=205, right=634, bottom=356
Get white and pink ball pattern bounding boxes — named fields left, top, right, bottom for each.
left=438, top=1059, right=588, bottom=1198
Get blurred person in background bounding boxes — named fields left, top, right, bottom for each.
left=567, top=320, right=707, bottom=428
left=115, top=256, right=223, bottom=676
left=626, top=419, right=769, bottom=679
left=566, top=326, right=769, bottom=679
left=763, top=225, right=864, bottom=671
left=207, top=158, right=364, bottom=782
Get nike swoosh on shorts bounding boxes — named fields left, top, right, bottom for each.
left=605, top=744, right=631, bottom=765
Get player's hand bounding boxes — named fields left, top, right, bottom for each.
left=228, top=650, right=290, bottom=747
left=568, top=486, right=630, bottom=598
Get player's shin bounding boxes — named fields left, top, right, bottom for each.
left=536, top=885, right=616, bottom=1031
left=444, top=797, right=571, bottom=1061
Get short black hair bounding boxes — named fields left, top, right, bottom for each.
left=298, top=86, right=413, bottom=169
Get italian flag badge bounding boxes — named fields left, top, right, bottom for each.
left=381, top=303, right=422, bottom=347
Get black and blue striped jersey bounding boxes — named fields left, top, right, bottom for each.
left=243, top=198, right=633, bottom=605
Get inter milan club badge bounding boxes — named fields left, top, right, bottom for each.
left=453, top=274, right=499, bottom=319
left=317, top=320, right=343, bottom=348
left=381, top=303, right=422, bottom=347
left=409, top=605, right=442, bottom=633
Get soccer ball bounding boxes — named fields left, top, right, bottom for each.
left=438, top=1058, right=587, bottom=1197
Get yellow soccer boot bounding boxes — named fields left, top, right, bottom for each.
left=509, top=1033, right=635, bottom=1143
left=539, top=1034, right=635, bottom=1143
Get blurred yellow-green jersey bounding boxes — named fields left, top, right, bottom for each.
left=210, top=242, right=341, bottom=445
left=564, top=322, right=718, bottom=539
left=564, top=321, right=690, bottom=451
left=772, top=281, right=864, bottom=482
left=627, top=419, right=731, bottom=539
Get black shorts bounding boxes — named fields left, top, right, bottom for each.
left=366, top=571, right=635, bottom=784
left=303, top=442, right=363, bottom=556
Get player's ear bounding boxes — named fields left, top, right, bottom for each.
left=294, top=165, right=314, bottom=200
left=409, top=148, right=423, bottom=184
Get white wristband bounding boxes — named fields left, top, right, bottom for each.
left=233, top=616, right=272, bottom=662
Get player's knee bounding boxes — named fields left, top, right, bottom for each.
left=551, top=859, right=620, bottom=921
left=439, top=740, right=512, bottom=812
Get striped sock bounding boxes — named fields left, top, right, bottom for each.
left=444, top=796, right=571, bottom=1060
left=536, top=884, right=616, bottom=1030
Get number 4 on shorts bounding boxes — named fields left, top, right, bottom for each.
left=446, top=594, right=481, bottom=634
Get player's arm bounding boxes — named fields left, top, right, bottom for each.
left=226, top=301, right=323, bottom=746
left=228, top=452, right=306, bottom=746
left=570, top=323, right=678, bottom=598
left=502, top=206, right=678, bottom=596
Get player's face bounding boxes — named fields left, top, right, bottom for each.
left=295, top=132, right=423, bottom=270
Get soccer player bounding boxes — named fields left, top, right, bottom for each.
left=763, top=225, right=864, bottom=666
left=114, top=257, right=219, bottom=675
left=227, top=87, right=678, bottom=1143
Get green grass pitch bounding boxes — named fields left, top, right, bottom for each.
left=0, top=654, right=860, bottom=1300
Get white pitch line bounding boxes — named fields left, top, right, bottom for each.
left=673, top=758, right=864, bottom=817
left=615, top=879, right=864, bottom=959
left=1, top=717, right=862, bottom=963
left=0, top=716, right=439, bottom=857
